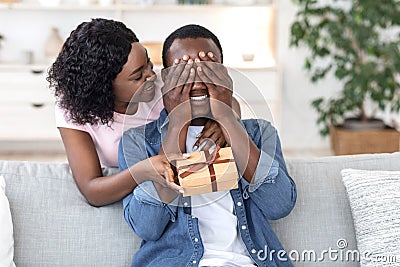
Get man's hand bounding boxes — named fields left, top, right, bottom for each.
left=196, top=52, right=234, bottom=121
left=160, top=58, right=196, bottom=156
left=161, top=58, right=195, bottom=126
left=193, top=119, right=227, bottom=151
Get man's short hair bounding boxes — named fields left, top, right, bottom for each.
left=162, top=24, right=223, bottom=68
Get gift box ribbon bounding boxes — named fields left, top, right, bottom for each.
left=178, top=146, right=235, bottom=192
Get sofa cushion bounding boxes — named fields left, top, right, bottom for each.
left=0, top=161, right=141, bottom=267
left=0, top=175, right=16, bottom=267
left=270, top=152, right=400, bottom=267
left=341, top=169, right=400, bottom=266
left=2, top=152, right=400, bottom=267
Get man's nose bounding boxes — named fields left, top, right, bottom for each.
left=192, top=81, right=206, bottom=90
left=144, top=65, right=156, bottom=79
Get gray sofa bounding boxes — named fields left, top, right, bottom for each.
left=1, top=152, right=399, bottom=266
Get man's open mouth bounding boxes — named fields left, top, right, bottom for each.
left=190, top=95, right=208, bottom=101
left=190, top=89, right=209, bottom=102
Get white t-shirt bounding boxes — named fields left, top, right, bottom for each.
left=55, top=85, right=163, bottom=168
left=186, top=126, right=255, bottom=267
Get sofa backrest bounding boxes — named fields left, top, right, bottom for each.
left=1, top=161, right=139, bottom=267
left=1, top=152, right=400, bottom=266
left=271, top=152, right=400, bottom=267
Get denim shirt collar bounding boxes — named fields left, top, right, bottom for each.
left=156, top=109, right=169, bottom=133
left=156, top=108, right=247, bottom=133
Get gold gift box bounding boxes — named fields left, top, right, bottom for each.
left=176, top=147, right=238, bottom=197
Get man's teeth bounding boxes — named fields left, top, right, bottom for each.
left=190, top=95, right=208, bottom=101
left=143, top=85, right=154, bottom=92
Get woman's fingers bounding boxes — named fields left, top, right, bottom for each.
left=198, top=51, right=218, bottom=63
left=167, top=181, right=184, bottom=193
left=164, top=152, right=190, bottom=161
left=165, top=164, right=175, bottom=183
left=161, top=162, right=183, bottom=193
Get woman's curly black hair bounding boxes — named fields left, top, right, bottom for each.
left=47, top=18, right=139, bottom=125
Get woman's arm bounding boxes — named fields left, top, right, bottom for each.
left=59, top=127, right=137, bottom=206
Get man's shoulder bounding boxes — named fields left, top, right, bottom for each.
left=241, top=118, right=278, bottom=145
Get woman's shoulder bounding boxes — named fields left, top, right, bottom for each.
left=54, top=103, right=87, bottom=132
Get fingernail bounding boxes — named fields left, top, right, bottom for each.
left=174, top=58, right=179, bottom=64
left=192, top=145, right=199, bottom=151
left=197, top=66, right=202, bottom=72
left=208, top=52, right=214, bottom=58
left=183, top=55, right=189, bottom=61
left=194, top=58, right=200, bottom=63
left=182, top=153, right=190, bottom=158
left=199, top=51, right=206, bottom=58
left=188, top=58, right=193, bottom=64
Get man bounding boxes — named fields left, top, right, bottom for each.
left=119, top=24, right=296, bottom=267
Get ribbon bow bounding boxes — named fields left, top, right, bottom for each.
left=178, top=145, right=234, bottom=192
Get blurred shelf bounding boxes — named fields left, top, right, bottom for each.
left=227, top=64, right=277, bottom=71
left=0, top=62, right=276, bottom=72
left=0, top=2, right=273, bottom=11
left=0, top=0, right=278, bottom=148
left=0, top=2, right=115, bottom=10
left=117, top=3, right=272, bottom=12
left=0, top=63, right=50, bottom=73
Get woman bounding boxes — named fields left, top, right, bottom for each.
left=48, top=18, right=235, bottom=206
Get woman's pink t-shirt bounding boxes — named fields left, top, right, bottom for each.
left=55, top=86, right=163, bottom=168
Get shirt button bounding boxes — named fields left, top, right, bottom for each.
left=192, top=260, right=197, bottom=264
left=183, top=202, right=188, bottom=207
left=251, top=249, right=257, bottom=254
left=192, top=215, right=196, bottom=219
left=241, top=225, right=247, bottom=230
left=194, top=238, right=199, bottom=242
left=237, top=201, right=242, bottom=206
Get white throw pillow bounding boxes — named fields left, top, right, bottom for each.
left=341, top=169, right=400, bottom=267
left=0, top=176, right=16, bottom=267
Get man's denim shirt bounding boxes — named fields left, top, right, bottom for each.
left=118, top=109, right=297, bottom=267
